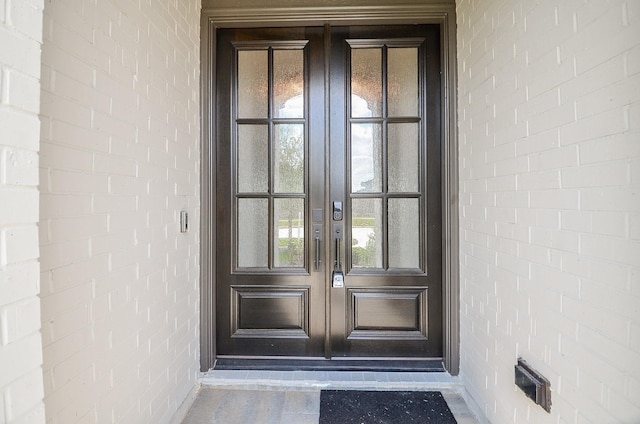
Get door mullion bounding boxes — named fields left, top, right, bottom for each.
left=382, top=44, right=389, bottom=271
left=381, top=193, right=388, bottom=271
left=268, top=47, right=274, bottom=270
left=268, top=119, right=274, bottom=270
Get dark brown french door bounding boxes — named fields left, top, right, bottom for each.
left=215, top=25, right=442, bottom=361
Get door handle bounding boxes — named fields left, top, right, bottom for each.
left=333, top=224, right=342, bottom=270
left=313, top=224, right=322, bottom=271
left=332, top=224, right=344, bottom=287
left=314, top=234, right=321, bottom=271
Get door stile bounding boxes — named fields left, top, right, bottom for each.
left=328, top=26, right=348, bottom=357
left=322, top=23, right=332, bottom=360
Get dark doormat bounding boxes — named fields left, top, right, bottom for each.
left=319, top=390, right=457, bottom=424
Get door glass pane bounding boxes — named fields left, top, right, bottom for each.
left=351, top=123, right=382, bottom=193
left=238, top=124, right=268, bottom=193
left=388, top=48, right=418, bottom=117
left=274, top=49, right=304, bottom=119
left=388, top=198, right=420, bottom=269
left=274, top=198, right=305, bottom=268
left=274, top=124, right=304, bottom=193
left=238, top=50, right=268, bottom=119
left=351, top=48, right=382, bottom=117
left=388, top=123, right=419, bottom=193
left=351, top=198, right=382, bottom=268
left=238, top=198, right=268, bottom=268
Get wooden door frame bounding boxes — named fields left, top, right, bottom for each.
left=199, top=3, right=459, bottom=374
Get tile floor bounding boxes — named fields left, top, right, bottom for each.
left=181, top=370, right=483, bottom=423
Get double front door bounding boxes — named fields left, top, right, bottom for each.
left=215, top=25, right=442, bottom=361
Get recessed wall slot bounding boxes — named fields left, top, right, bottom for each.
left=515, top=358, right=551, bottom=413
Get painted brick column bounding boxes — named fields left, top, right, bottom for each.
left=39, top=1, right=201, bottom=422
left=457, top=0, right=640, bottom=422
left=0, top=0, right=46, bottom=423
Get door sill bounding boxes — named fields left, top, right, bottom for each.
left=214, top=358, right=445, bottom=372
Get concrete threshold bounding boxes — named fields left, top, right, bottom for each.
left=199, top=369, right=464, bottom=392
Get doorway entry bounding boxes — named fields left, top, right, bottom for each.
left=213, top=25, right=443, bottom=365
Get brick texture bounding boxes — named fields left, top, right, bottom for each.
left=39, top=0, right=201, bottom=423
left=457, top=0, right=640, bottom=422
left=0, top=0, right=46, bottom=423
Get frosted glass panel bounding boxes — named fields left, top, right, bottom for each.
left=388, top=123, right=419, bottom=193
left=388, top=198, right=420, bottom=269
left=351, top=123, right=382, bottom=193
left=238, top=198, right=268, bottom=268
left=274, top=124, right=304, bottom=193
left=351, top=198, right=382, bottom=268
left=274, top=49, right=304, bottom=119
left=238, top=50, right=268, bottom=119
left=351, top=48, right=382, bottom=117
left=388, top=48, right=418, bottom=117
left=238, top=124, right=268, bottom=193
left=274, top=198, right=305, bottom=268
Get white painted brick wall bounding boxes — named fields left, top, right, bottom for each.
left=0, top=0, right=46, bottom=423
left=457, top=0, right=640, bottom=422
left=39, top=0, right=200, bottom=423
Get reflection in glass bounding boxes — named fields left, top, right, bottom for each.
left=274, top=49, right=304, bottom=119
left=388, top=123, right=419, bottom=193
left=274, top=124, right=304, bottom=193
left=388, top=198, right=420, bottom=269
left=238, top=50, right=268, bottom=119
left=351, top=198, right=382, bottom=268
left=274, top=198, right=305, bottom=268
left=351, top=48, right=382, bottom=117
left=238, top=198, right=268, bottom=267
left=351, top=123, right=382, bottom=193
left=388, top=48, right=418, bottom=117
left=238, top=125, right=268, bottom=193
